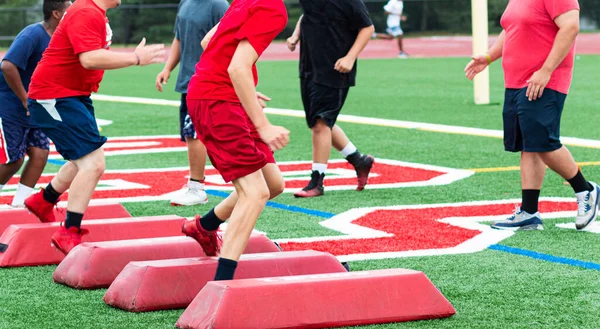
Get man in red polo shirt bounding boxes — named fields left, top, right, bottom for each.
left=465, top=0, right=598, bottom=231
left=25, top=0, right=164, bottom=254
left=182, top=0, right=289, bottom=281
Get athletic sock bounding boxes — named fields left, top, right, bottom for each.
left=65, top=211, right=84, bottom=229
left=12, top=184, right=34, bottom=206
left=200, top=208, right=224, bottom=231
left=43, top=183, right=62, bottom=204
left=339, top=142, right=358, bottom=158
left=521, top=189, right=541, bottom=214
left=312, top=163, right=327, bottom=175
left=568, top=171, right=593, bottom=193
left=214, top=258, right=238, bottom=281
left=345, top=151, right=362, bottom=167
left=189, top=178, right=205, bottom=190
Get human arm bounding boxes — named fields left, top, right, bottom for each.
left=228, top=40, right=289, bottom=151
left=201, top=23, right=220, bottom=50
left=79, top=38, right=164, bottom=70
left=286, top=15, right=303, bottom=52
left=526, top=9, right=579, bottom=100
left=0, top=60, right=28, bottom=112
left=464, top=30, right=505, bottom=80
left=156, top=37, right=180, bottom=92
left=334, top=24, right=374, bottom=73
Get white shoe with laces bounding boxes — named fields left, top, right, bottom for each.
left=170, top=181, right=208, bottom=207
left=575, top=181, right=600, bottom=230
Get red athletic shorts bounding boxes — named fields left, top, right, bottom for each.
left=187, top=99, right=275, bottom=182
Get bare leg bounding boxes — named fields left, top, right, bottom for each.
left=312, top=119, right=332, bottom=164
left=19, top=147, right=49, bottom=187
left=397, top=35, right=404, bottom=53
left=0, top=159, right=24, bottom=185
left=66, top=148, right=105, bottom=213
left=49, top=161, right=79, bottom=193
left=521, top=152, right=546, bottom=190
left=331, top=124, right=351, bottom=151
left=538, top=146, right=579, bottom=180
left=186, top=137, right=207, bottom=180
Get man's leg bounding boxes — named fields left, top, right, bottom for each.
left=332, top=125, right=374, bottom=191
left=0, top=159, right=24, bottom=188
left=519, top=152, right=546, bottom=214
left=0, top=120, right=27, bottom=193
left=12, top=146, right=49, bottom=206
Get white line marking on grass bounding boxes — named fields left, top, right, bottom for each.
left=556, top=222, right=600, bottom=233
left=92, top=94, right=600, bottom=149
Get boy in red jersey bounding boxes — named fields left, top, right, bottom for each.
left=465, top=0, right=599, bottom=231
left=182, top=0, right=289, bottom=280
left=25, top=0, right=164, bottom=254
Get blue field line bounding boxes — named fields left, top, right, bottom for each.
left=205, top=189, right=336, bottom=218
left=489, top=244, right=600, bottom=271
left=48, top=159, right=67, bottom=165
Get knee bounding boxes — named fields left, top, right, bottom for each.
left=311, top=120, right=330, bottom=134
left=27, top=148, right=49, bottom=163
left=251, top=183, right=271, bottom=203
left=268, top=179, right=285, bottom=200
left=81, top=159, right=105, bottom=178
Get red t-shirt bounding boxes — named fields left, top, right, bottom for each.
left=501, top=0, right=580, bottom=94
left=28, top=0, right=112, bottom=100
left=187, top=0, right=288, bottom=102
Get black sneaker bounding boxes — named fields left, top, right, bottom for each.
left=294, top=170, right=325, bottom=198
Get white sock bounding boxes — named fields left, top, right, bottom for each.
left=0, top=184, right=4, bottom=192
left=340, top=142, right=358, bottom=158
left=12, top=183, right=34, bottom=207
left=188, top=180, right=205, bottom=191
left=312, top=163, right=327, bottom=174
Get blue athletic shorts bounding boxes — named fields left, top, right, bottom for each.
left=28, top=96, right=107, bottom=160
left=503, top=87, right=567, bottom=153
left=179, top=93, right=197, bottom=141
left=0, top=118, right=49, bottom=164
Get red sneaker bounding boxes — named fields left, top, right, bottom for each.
left=24, top=189, right=58, bottom=223
left=294, top=171, right=325, bottom=198
left=51, top=225, right=89, bottom=255
left=182, top=216, right=221, bottom=256
left=354, top=155, right=374, bottom=191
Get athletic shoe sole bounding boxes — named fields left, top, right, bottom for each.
left=170, top=199, right=209, bottom=207
left=490, top=223, right=544, bottom=231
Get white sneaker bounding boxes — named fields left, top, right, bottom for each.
left=575, top=181, right=600, bottom=230
left=170, top=182, right=208, bottom=207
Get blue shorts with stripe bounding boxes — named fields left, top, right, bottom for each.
left=28, top=96, right=107, bottom=161
left=0, top=118, right=49, bottom=164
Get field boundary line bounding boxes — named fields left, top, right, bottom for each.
left=92, top=94, right=600, bottom=149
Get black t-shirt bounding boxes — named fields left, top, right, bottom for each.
left=299, top=0, right=373, bottom=89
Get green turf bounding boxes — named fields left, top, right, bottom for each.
left=3, top=56, right=600, bottom=328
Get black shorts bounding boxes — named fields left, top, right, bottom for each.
left=503, top=87, right=567, bottom=153
left=179, top=93, right=196, bottom=141
left=300, top=78, right=349, bottom=128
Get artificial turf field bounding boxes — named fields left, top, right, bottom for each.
left=1, top=55, right=600, bottom=328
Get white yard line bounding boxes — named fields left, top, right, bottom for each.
left=92, top=94, right=600, bottom=149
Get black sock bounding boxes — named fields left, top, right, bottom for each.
left=65, top=211, right=84, bottom=229
left=200, top=208, right=223, bottom=231
left=214, top=258, right=238, bottom=281
left=346, top=151, right=362, bottom=167
left=43, top=183, right=62, bottom=204
left=567, top=171, right=593, bottom=193
left=521, top=189, right=540, bottom=214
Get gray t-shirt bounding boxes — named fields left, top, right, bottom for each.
left=174, top=0, right=229, bottom=94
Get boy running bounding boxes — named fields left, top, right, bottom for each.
left=25, top=0, right=164, bottom=254
left=0, top=0, right=71, bottom=207
left=155, top=0, right=229, bottom=206
left=182, top=0, right=289, bottom=281
left=286, top=0, right=375, bottom=198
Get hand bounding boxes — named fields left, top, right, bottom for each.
left=334, top=56, right=355, bottom=73
left=134, top=38, right=166, bottom=66
left=286, top=35, right=299, bottom=52
left=256, top=92, right=271, bottom=109
left=464, top=55, right=489, bottom=80
left=526, top=68, right=551, bottom=101
left=155, top=69, right=170, bottom=92
left=21, top=99, right=29, bottom=116
left=401, top=15, right=407, bottom=22
left=258, top=124, right=290, bottom=151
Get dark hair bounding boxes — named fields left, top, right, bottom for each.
left=43, top=0, right=68, bottom=21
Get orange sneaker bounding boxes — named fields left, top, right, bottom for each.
left=182, top=216, right=221, bottom=256
left=24, top=189, right=58, bottom=223
left=51, top=225, right=89, bottom=255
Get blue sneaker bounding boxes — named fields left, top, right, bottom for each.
left=575, top=181, right=600, bottom=230
left=490, top=208, right=544, bottom=231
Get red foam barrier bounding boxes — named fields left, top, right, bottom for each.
left=0, top=204, right=131, bottom=234
left=176, top=268, right=456, bottom=329
left=0, top=215, right=184, bottom=267
left=103, top=250, right=347, bottom=312
left=53, top=233, right=280, bottom=289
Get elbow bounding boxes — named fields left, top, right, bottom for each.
left=79, top=55, right=96, bottom=70
left=0, top=61, right=11, bottom=75
left=570, top=24, right=580, bottom=35
left=201, top=37, right=210, bottom=50
left=227, top=63, right=248, bottom=80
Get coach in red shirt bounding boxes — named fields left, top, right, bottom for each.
left=25, top=0, right=164, bottom=254
left=465, top=0, right=598, bottom=231
left=181, top=0, right=289, bottom=281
